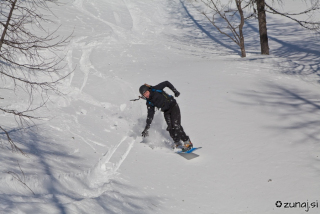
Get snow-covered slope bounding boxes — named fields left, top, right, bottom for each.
left=1, top=0, right=320, bottom=213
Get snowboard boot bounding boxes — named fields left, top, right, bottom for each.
left=182, top=139, right=193, bottom=152
left=172, top=141, right=183, bottom=149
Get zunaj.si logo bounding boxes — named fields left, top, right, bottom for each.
left=275, top=201, right=282, bottom=208
left=275, top=200, right=319, bottom=212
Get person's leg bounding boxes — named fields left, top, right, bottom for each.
left=171, top=104, right=189, bottom=142
left=164, top=110, right=175, bottom=141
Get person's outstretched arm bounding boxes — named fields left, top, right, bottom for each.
left=153, top=81, right=180, bottom=97
left=142, top=105, right=155, bottom=137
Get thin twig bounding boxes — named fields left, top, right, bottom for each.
left=7, top=161, right=34, bottom=195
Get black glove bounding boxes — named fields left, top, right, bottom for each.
left=141, top=125, right=150, bottom=137
left=173, top=89, right=180, bottom=97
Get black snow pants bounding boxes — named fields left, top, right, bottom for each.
left=164, top=103, right=189, bottom=143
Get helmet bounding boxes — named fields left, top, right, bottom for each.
left=139, top=85, right=149, bottom=96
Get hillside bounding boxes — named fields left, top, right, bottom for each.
left=0, top=0, right=320, bottom=213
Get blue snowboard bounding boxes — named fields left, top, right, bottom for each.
left=176, top=147, right=202, bottom=154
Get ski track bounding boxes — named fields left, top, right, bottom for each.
left=73, top=0, right=133, bottom=40
left=0, top=0, right=142, bottom=205
left=0, top=136, right=138, bottom=199
left=68, top=130, right=96, bottom=151
left=103, top=136, right=128, bottom=165
left=8, top=0, right=175, bottom=212
left=79, top=43, right=95, bottom=93
left=51, top=0, right=141, bottom=203
left=113, top=138, right=135, bottom=172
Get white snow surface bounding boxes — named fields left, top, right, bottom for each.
left=1, top=0, right=320, bottom=213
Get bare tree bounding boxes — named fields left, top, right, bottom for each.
left=199, top=0, right=251, bottom=57
left=256, top=0, right=269, bottom=54
left=0, top=0, right=71, bottom=154
left=250, top=0, right=320, bottom=54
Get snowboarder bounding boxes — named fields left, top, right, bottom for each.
left=139, top=81, right=193, bottom=151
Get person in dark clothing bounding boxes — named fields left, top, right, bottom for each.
left=139, top=81, right=192, bottom=151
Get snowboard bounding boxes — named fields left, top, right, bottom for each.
left=176, top=147, right=202, bottom=154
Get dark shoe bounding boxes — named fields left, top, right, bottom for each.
left=182, top=139, right=193, bottom=152
left=183, top=139, right=193, bottom=147
left=173, top=141, right=183, bottom=149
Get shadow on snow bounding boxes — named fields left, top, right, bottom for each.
left=234, top=82, right=320, bottom=146
left=171, top=1, right=320, bottom=82
left=0, top=126, right=160, bottom=214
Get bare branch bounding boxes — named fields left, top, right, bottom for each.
left=200, top=0, right=247, bottom=57
left=0, top=126, right=25, bottom=155
left=265, top=2, right=320, bottom=31
left=0, top=0, right=72, bottom=155
left=7, top=161, right=34, bottom=195
left=202, top=11, right=239, bottom=44
left=0, top=0, right=18, bottom=50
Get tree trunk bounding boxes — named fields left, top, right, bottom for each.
left=256, top=0, right=269, bottom=55
left=0, top=0, right=17, bottom=51
left=236, top=0, right=246, bottom=57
